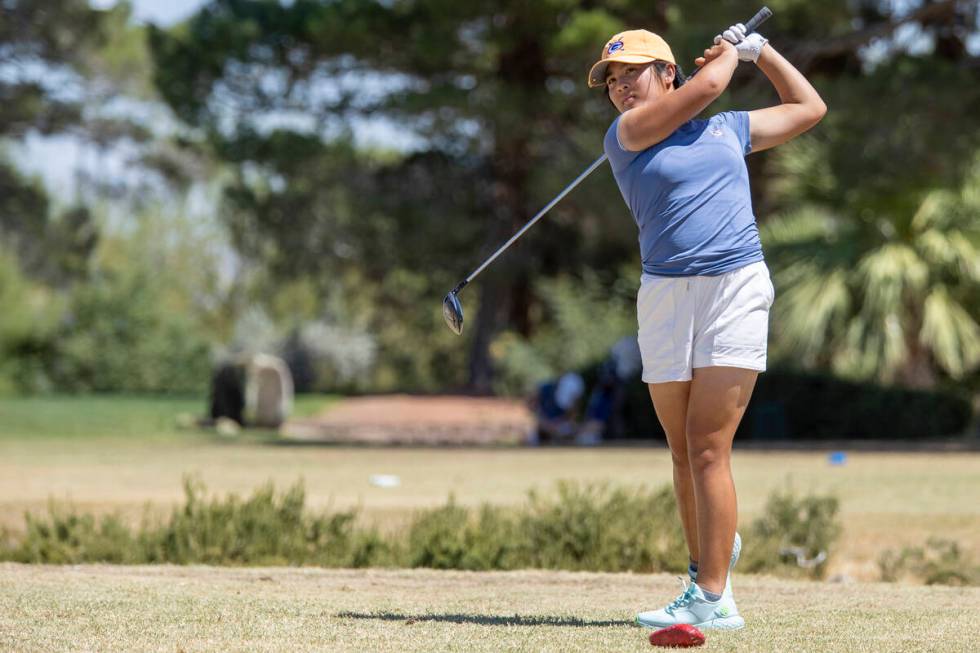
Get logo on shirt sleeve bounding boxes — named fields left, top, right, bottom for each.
left=710, top=127, right=724, bottom=137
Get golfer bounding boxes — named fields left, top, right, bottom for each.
left=587, top=24, right=826, bottom=629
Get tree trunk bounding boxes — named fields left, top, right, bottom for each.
left=466, top=275, right=506, bottom=394
left=464, top=26, right=544, bottom=392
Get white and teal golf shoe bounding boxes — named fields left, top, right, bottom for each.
left=636, top=579, right=745, bottom=630
left=637, top=531, right=744, bottom=630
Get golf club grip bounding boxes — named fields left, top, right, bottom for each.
left=744, top=6, right=773, bottom=34
left=689, top=6, right=772, bottom=78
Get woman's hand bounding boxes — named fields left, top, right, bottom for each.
left=694, top=39, right=736, bottom=68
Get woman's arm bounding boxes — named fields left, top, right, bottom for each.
left=748, top=45, right=827, bottom=153
left=618, top=40, right=739, bottom=152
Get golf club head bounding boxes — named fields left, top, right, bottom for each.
left=442, top=291, right=464, bottom=335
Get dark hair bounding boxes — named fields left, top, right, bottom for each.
left=654, top=61, right=686, bottom=88
left=604, top=61, right=686, bottom=107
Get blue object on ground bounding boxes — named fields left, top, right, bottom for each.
left=828, top=451, right=847, bottom=466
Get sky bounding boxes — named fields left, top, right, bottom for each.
left=91, top=0, right=208, bottom=26
left=13, top=1, right=211, bottom=202
left=15, top=0, right=421, bottom=209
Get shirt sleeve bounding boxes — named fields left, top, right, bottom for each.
left=603, top=116, right=641, bottom=171
left=715, top=111, right=752, bottom=156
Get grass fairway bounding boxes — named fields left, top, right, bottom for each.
left=2, top=563, right=978, bottom=652
left=2, top=395, right=979, bottom=581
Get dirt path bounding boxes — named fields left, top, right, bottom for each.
left=282, top=394, right=533, bottom=445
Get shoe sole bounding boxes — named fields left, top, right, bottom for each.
left=635, top=614, right=745, bottom=630
left=696, top=614, right=745, bottom=630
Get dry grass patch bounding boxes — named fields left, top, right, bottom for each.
left=1, top=564, right=979, bottom=652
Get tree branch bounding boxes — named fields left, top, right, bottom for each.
left=787, top=0, right=961, bottom=70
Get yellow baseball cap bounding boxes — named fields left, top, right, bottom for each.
left=588, top=29, right=676, bottom=88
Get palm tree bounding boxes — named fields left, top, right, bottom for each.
left=761, top=139, right=980, bottom=389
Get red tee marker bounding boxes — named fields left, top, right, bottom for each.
left=648, top=624, right=706, bottom=648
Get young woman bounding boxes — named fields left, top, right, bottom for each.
left=587, top=25, right=826, bottom=629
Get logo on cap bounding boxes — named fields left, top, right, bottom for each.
left=608, top=40, right=624, bottom=53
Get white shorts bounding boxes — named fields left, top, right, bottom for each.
left=637, top=261, right=775, bottom=384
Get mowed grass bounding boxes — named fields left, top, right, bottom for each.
left=2, top=563, right=979, bottom=652
left=1, top=395, right=979, bottom=581
left=0, top=394, right=335, bottom=440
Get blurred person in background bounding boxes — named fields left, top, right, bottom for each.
left=576, top=336, right=642, bottom=445
left=527, top=372, right=585, bottom=445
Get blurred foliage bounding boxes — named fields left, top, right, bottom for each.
left=517, top=481, right=687, bottom=573
left=879, top=538, right=980, bottom=586
left=0, top=160, right=99, bottom=287
left=141, top=477, right=390, bottom=566
left=0, top=1, right=977, bottom=400
left=592, top=364, right=972, bottom=440
left=763, top=144, right=980, bottom=388
left=0, top=209, right=222, bottom=394
left=744, top=369, right=973, bottom=439
left=4, top=477, right=392, bottom=567
left=405, top=499, right=522, bottom=571
left=0, top=248, right=64, bottom=394
left=740, top=484, right=842, bottom=580
left=0, top=0, right=107, bottom=138
left=492, top=267, right=638, bottom=395
left=2, top=478, right=843, bottom=582
left=48, top=269, right=212, bottom=393
left=144, top=0, right=979, bottom=394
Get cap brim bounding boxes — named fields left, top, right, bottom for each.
left=588, top=54, right=660, bottom=88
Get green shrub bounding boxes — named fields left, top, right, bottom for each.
left=403, top=482, right=686, bottom=573
left=0, top=249, right=64, bottom=394
left=1, top=479, right=839, bottom=579
left=6, top=478, right=390, bottom=567
left=740, top=486, right=842, bottom=579
left=405, top=498, right=521, bottom=571
left=518, top=481, right=686, bottom=573
left=50, top=271, right=212, bottom=394
left=11, top=504, right=138, bottom=564
left=879, top=538, right=979, bottom=586
left=744, top=370, right=973, bottom=439
left=140, top=477, right=390, bottom=566
left=603, top=367, right=973, bottom=440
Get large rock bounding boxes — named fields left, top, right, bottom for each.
left=245, top=353, right=294, bottom=428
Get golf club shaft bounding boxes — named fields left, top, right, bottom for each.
left=454, top=153, right=608, bottom=293
left=452, top=7, right=772, bottom=295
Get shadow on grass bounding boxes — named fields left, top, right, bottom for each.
left=337, top=611, right=634, bottom=627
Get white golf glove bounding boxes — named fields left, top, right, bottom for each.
left=714, top=23, right=769, bottom=63
left=715, top=23, right=747, bottom=45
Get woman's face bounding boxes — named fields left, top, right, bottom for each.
left=605, top=61, right=674, bottom=113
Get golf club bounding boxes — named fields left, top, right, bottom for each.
left=443, top=6, right=773, bottom=335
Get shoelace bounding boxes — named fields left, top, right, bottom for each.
left=664, top=577, right=696, bottom=615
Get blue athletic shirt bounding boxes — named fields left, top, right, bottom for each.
left=604, top=110, right=764, bottom=277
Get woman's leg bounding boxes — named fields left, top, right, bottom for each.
left=685, top=366, right=757, bottom=595
left=648, top=381, right=699, bottom=563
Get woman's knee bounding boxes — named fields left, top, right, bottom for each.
left=687, top=441, right=730, bottom=475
